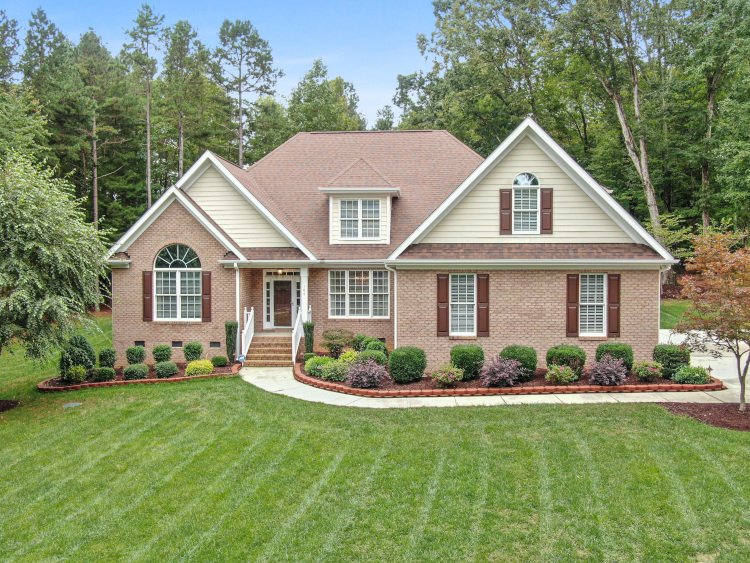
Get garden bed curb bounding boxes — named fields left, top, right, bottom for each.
left=293, top=362, right=725, bottom=398
left=37, top=362, right=242, bottom=392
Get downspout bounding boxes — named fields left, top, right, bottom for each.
left=384, top=263, right=397, bottom=349
left=234, top=263, right=240, bottom=356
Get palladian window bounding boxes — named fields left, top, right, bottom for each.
left=154, top=244, right=202, bottom=321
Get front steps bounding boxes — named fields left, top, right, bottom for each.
left=243, top=333, right=293, bottom=367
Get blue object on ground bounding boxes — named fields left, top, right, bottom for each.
left=63, top=403, right=82, bottom=408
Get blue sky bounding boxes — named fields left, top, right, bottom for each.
left=7, top=1, right=438, bottom=125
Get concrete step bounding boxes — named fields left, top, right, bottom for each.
left=249, top=341, right=293, bottom=349
left=244, top=359, right=292, bottom=367
left=245, top=352, right=291, bottom=361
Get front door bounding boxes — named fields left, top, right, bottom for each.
left=273, top=280, right=292, bottom=327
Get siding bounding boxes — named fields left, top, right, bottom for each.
left=422, top=136, right=633, bottom=244
left=330, top=196, right=389, bottom=244
left=187, top=166, right=292, bottom=248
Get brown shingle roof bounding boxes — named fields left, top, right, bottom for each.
left=398, top=243, right=664, bottom=260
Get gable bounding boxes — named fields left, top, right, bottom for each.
left=327, top=159, right=393, bottom=188
left=421, top=136, right=634, bottom=245
left=185, top=165, right=292, bottom=248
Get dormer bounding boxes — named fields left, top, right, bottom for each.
left=320, top=158, right=401, bottom=245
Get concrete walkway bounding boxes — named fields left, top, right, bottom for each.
left=239, top=331, right=742, bottom=408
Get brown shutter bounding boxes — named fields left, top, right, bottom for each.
left=142, top=271, right=153, bottom=322
left=540, top=188, right=553, bottom=234
left=566, top=274, right=579, bottom=337
left=477, top=274, right=489, bottom=337
left=437, top=274, right=449, bottom=336
left=607, top=274, right=621, bottom=337
left=202, top=271, right=212, bottom=322
left=500, top=189, right=512, bottom=234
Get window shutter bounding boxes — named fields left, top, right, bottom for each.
left=202, top=271, right=212, bottom=322
left=477, top=274, right=489, bottom=337
left=607, top=274, right=621, bottom=337
left=142, top=271, right=153, bottom=322
left=437, top=274, right=449, bottom=336
left=499, top=189, right=512, bottom=234
left=541, top=188, right=553, bottom=234
left=566, top=274, right=579, bottom=337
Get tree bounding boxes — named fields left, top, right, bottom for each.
left=245, top=96, right=290, bottom=163
left=214, top=19, right=281, bottom=167
left=0, top=88, right=48, bottom=159
left=123, top=4, right=164, bottom=208
left=0, top=10, right=19, bottom=83
left=676, top=232, right=750, bottom=411
left=373, top=105, right=394, bottom=131
left=0, top=152, right=109, bottom=365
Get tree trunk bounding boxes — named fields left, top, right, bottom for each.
left=92, top=110, right=98, bottom=227
left=178, top=110, right=184, bottom=178
left=739, top=354, right=750, bottom=412
left=701, top=83, right=717, bottom=230
left=237, top=88, right=243, bottom=167
left=146, top=76, right=152, bottom=208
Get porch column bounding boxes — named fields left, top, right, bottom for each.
left=300, top=266, right=309, bottom=322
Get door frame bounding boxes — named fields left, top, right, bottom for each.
left=262, top=269, right=301, bottom=329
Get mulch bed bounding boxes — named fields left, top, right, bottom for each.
left=660, top=403, right=750, bottom=432
left=0, top=400, right=20, bottom=414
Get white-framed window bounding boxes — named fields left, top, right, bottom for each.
left=512, top=172, right=540, bottom=234
left=579, top=273, right=606, bottom=336
left=450, top=273, right=476, bottom=336
left=329, top=270, right=389, bottom=318
left=154, top=244, right=202, bottom=321
left=340, top=199, right=380, bottom=239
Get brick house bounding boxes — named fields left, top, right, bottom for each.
left=108, top=118, right=675, bottom=368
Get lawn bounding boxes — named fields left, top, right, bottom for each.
left=2, top=317, right=750, bottom=561
left=661, top=298, right=691, bottom=329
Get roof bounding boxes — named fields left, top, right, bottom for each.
left=398, top=243, right=664, bottom=261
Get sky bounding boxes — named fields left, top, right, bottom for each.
left=7, top=0, right=439, bottom=125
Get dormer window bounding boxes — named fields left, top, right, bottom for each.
left=340, top=199, right=381, bottom=240
left=512, top=173, right=540, bottom=234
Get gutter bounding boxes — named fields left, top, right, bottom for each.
left=219, top=258, right=676, bottom=269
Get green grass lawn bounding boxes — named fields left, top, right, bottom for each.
left=2, top=317, right=750, bottom=561
left=661, top=298, right=691, bottom=330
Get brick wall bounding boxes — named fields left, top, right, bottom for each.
left=396, top=269, right=660, bottom=369
left=112, top=200, right=237, bottom=365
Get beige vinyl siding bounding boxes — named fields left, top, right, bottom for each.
left=330, top=196, right=389, bottom=244
left=187, top=166, right=292, bottom=247
left=422, top=136, right=634, bottom=244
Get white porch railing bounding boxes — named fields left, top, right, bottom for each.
left=240, top=307, right=255, bottom=358
left=291, top=306, right=304, bottom=364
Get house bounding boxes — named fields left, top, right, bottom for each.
left=107, top=118, right=676, bottom=368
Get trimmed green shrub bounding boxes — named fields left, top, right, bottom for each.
left=389, top=347, right=427, bottom=384
left=450, top=345, right=485, bottom=380
left=211, top=355, right=228, bottom=367
left=633, top=360, right=663, bottom=382
left=339, top=350, right=360, bottom=364
left=186, top=359, right=213, bottom=377
left=673, top=365, right=710, bottom=385
left=546, top=345, right=586, bottom=375
left=123, top=363, right=149, bottom=380
left=346, top=359, right=387, bottom=388
left=69, top=335, right=96, bottom=367
left=59, top=346, right=95, bottom=376
left=545, top=365, right=578, bottom=384
left=359, top=350, right=387, bottom=366
left=98, top=347, right=116, bottom=368
left=360, top=337, right=380, bottom=350
left=303, top=321, right=315, bottom=355
left=321, top=329, right=354, bottom=359
left=320, top=360, right=349, bottom=382
left=500, top=345, right=537, bottom=382
left=184, top=342, right=203, bottom=362
left=126, top=345, right=146, bottom=365
left=428, top=363, right=463, bottom=388
left=91, top=367, right=116, bottom=382
left=305, top=355, right=334, bottom=376
left=225, top=321, right=238, bottom=362
left=595, top=343, right=634, bottom=370
left=365, top=340, right=388, bottom=356
left=653, top=344, right=691, bottom=379
left=152, top=344, right=172, bottom=363
left=303, top=352, right=316, bottom=363
left=61, top=365, right=86, bottom=385
left=588, top=354, right=627, bottom=386
left=155, top=361, right=178, bottom=379
left=352, top=334, right=369, bottom=351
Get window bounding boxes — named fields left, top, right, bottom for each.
left=450, top=274, right=476, bottom=335
left=329, top=270, right=389, bottom=318
left=512, top=173, right=540, bottom=234
left=579, top=273, right=606, bottom=336
left=340, top=199, right=380, bottom=239
left=154, top=244, right=202, bottom=321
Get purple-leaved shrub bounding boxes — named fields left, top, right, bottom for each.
left=588, top=354, right=627, bottom=386
left=346, top=359, right=387, bottom=389
left=480, top=356, right=523, bottom=388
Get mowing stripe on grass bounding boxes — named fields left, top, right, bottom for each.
left=534, top=436, right=554, bottom=561
left=465, top=428, right=490, bottom=563
left=403, top=449, right=447, bottom=560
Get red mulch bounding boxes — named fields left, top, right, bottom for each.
left=87, top=305, right=112, bottom=316
left=0, top=400, right=20, bottom=413
left=42, top=363, right=233, bottom=388
left=660, top=403, right=750, bottom=432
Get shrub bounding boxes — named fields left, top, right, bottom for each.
left=545, top=365, right=578, bottom=384
left=633, top=360, right=663, bottom=382
left=673, top=365, right=711, bottom=385
left=303, top=321, right=315, bottom=355
left=588, top=354, right=627, bottom=386
left=360, top=337, right=381, bottom=351
left=352, top=334, right=369, bottom=351
left=61, top=365, right=87, bottom=385
left=364, top=339, right=388, bottom=356
left=546, top=345, right=586, bottom=375
left=346, top=359, right=387, bottom=388
left=59, top=346, right=95, bottom=376
left=500, top=345, right=537, bottom=382
left=303, top=352, right=317, bottom=362
left=152, top=344, right=172, bottom=363
left=211, top=355, right=228, bottom=367
left=123, top=363, right=149, bottom=380
left=305, top=355, right=334, bottom=376
left=481, top=356, right=523, bottom=388
left=359, top=350, right=387, bottom=366
left=428, top=363, right=464, bottom=388
left=653, top=344, right=691, bottom=379
left=69, top=335, right=96, bottom=367
left=98, top=347, right=116, bottom=368
left=321, top=328, right=354, bottom=359
left=339, top=350, right=360, bottom=364
left=155, top=361, right=178, bottom=379
left=595, top=343, right=634, bottom=370
left=388, top=347, right=427, bottom=384
left=184, top=342, right=203, bottom=362
left=91, top=367, right=116, bottom=382
left=320, top=360, right=349, bottom=382
left=225, top=321, right=238, bottom=362
left=450, top=345, right=485, bottom=380
left=186, top=359, right=213, bottom=377
left=126, top=345, right=146, bottom=365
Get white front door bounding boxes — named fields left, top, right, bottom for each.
left=263, top=270, right=301, bottom=329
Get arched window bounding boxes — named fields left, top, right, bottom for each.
left=512, top=173, right=540, bottom=233
left=154, top=244, right=202, bottom=320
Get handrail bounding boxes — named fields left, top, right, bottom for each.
left=291, top=306, right=303, bottom=364
left=240, top=307, right=255, bottom=358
